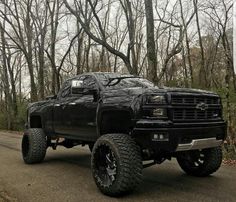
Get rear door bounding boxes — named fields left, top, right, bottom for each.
left=53, top=80, right=73, bottom=135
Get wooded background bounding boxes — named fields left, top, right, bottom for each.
left=0, top=0, right=235, bottom=156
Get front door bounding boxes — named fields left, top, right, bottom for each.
left=54, top=76, right=99, bottom=141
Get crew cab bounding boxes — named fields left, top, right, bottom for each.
left=21, top=72, right=227, bottom=196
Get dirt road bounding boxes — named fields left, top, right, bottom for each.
left=0, top=131, right=235, bottom=202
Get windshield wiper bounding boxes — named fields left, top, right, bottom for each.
left=105, top=76, right=140, bottom=87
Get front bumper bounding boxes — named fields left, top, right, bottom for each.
left=175, top=138, right=223, bottom=151
left=133, top=120, right=227, bottom=153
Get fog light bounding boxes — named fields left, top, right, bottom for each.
left=152, top=108, right=167, bottom=118
left=159, top=134, right=164, bottom=140
left=152, top=133, right=169, bottom=141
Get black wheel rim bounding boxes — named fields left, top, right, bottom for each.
left=93, top=144, right=117, bottom=187
left=183, top=150, right=206, bottom=168
left=22, top=135, right=29, bottom=157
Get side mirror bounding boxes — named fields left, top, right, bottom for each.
left=71, top=80, right=84, bottom=94
left=46, top=95, right=57, bottom=100
left=71, top=80, right=98, bottom=95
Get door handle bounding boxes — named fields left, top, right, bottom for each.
left=54, top=104, right=60, bottom=107
left=68, top=102, right=76, bottom=106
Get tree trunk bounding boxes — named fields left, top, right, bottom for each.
left=179, top=0, right=193, bottom=87
left=193, top=0, right=207, bottom=88
left=0, top=22, right=12, bottom=129
left=26, top=1, right=37, bottom=101
left=76, top=24, right=83, bottom=75
left=144, top=0, right=157, bottom=82
left=38, top=40, right=45, bottom=100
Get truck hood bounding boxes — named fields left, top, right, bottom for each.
left=102, top=86, right=218, bottom=98
left=28, top=100, right=53, bottom=113
left=159, top=86, right=218, bottom=96
left=101, top=86, right=219, bottom=109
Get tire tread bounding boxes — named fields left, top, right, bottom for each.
left=177, top=146, right=223, bottom=177
left=91, top=134, right=142, bottom=196
left=22, top=128, right=47, bottom=164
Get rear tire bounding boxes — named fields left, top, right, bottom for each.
left=91, top=134, right=142, bottom=196
left=22, top=128, right=47, bottom=164
left=176, top=146, right=222, bottom=177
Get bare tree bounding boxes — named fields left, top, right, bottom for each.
left=32, top=0, right=49, bottom=100
left=179, top=0, right=194, bottom=87
left=45, top=0, right=62, bottom=94
left=193, top=0, right=208, bottom=88
left=156, top=1, right=195, bottom=84
left=0, top=0, right=38, bottom=101
left=0, top=21, right=12, bottom=129
left=63, top=0, right=137, bottom=74
left=144, top=0, right=157, bottom=83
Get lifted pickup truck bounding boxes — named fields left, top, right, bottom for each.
left=22, top=72, right=227, bottom=196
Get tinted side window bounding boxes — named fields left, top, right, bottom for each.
left=58, top=80, right=71, bottom=99
left=84, top=76, right=97, bottom=89
left=79, top=76, right=97, bottom=89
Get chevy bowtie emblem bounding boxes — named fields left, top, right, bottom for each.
left=196, top=102, right=208, bottom=111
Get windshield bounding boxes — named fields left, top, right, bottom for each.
left=97, top=75, right=155, bottom=89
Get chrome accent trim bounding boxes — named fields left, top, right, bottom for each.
left=176, top=138, right=223, bottom=151
left=68, top=102, right=76, bottom=106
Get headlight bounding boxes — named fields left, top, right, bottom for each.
left=152, top=108, right=167, bottom=118
left=148, top=95, right=166, bottom=104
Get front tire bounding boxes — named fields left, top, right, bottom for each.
left=22, top=128, right=47, bottom=164
left=91, top=134, right=142, bottom=196
left=176, top=146, right=223, bottom=177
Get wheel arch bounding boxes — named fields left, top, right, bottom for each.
left=97, top=109, right=134, bottom=136
left=29, top=114, right=43, bottom=128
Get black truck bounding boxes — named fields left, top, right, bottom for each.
left=21, top=72, right=227, bottom=196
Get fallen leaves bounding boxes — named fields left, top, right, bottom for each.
left=223, top=159, right=236, bottom=166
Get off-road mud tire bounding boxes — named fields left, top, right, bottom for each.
left=22, top=128, right=47, bottom=164
left=177, top=146, right=222, bottom=177
left=91, top=134, right=142, bottom=196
